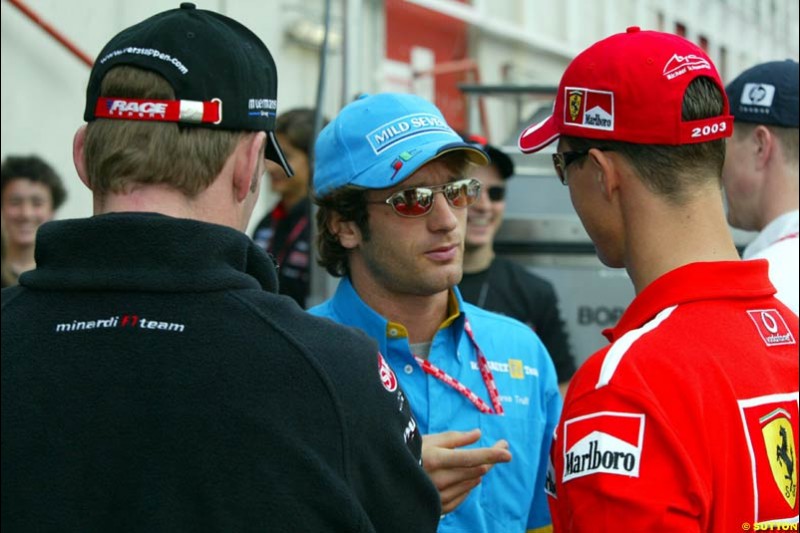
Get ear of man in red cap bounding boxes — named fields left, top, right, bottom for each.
left=518, top=27, right=799, bottom=532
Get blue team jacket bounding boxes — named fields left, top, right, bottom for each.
left=309, top=277, right=562, bottom=533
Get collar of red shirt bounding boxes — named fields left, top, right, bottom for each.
left=603, top=260, right=775, bottom=342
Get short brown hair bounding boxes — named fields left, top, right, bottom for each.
left=83, top=66, right=245, bottom=197
left=314, top=151, right=477, bottom=277
left=563, top=76, right=727, bottom=204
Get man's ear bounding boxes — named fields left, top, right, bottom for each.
left=753, top=125, right=774, bottom=171
left=587, top=148, right=620, bottom=201
left=328, top=210, right=362, bottom=250
left=233, top=132, right=266, bottom=203
left=73, top=125, right=92, bottom=191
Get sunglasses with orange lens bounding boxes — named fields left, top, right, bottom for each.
left=374, top=178, right=483, bottom=218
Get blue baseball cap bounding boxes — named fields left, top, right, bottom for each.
left=726, top=59, right=799, bottom=128
left=313, top=93, right=489, bottom=198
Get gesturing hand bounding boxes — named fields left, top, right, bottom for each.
left=422, top=429, right=512, bottom=514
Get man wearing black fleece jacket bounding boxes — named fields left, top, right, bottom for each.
left=0, top=5, right=439, bottom=533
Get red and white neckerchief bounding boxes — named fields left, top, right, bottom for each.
left=413, top=318, right=504, bottom=415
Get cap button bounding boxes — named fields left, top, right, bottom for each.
left=626, top=26, right=641, bottom=33
left=180, top=2, right=196, bottom=9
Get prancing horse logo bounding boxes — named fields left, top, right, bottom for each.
left=776, top=426, right=796, bottom=498
left=569, top=91, right=583, bottom=122
left=762, top=410, right=797, bottom=508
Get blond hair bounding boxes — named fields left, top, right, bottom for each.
left=83, top=66, right=245, bottom=197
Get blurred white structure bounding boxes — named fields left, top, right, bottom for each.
left=2, top=0, right=797, bottom=223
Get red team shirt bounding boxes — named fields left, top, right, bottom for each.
left=548, top=260, right=799, bottom=532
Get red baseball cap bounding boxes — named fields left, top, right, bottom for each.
left=518, top=27, right=733, bottom=153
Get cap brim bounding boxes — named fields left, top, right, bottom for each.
left=266, top=130, right=294, bottom=177
left=405, top=142, right=490, bottom=182
left=435, top=141, right=490, bottom=166
left=518, top=115, right=559, bottom=154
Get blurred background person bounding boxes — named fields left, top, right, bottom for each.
left=0, top=154, right=67, bottom=286
left=253, top=108, right=326, bottom=308
left=459, top=133, right=576, bottom=394
left=723, top=59, right=799, bottom=315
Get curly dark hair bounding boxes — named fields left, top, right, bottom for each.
left=1, top=155, right=67, bottom=209
left=314, top=186, right=370, bottom=277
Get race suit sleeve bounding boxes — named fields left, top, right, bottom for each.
left=548, top=383, right=707, bottom=532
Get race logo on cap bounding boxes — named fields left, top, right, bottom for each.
left=366, top=113, right=452, bottom=155
left=568, top=91, right=582, bottom=122
left=662, top=53, right=711, bottom=80
left=740, top=83, right=777, bottom=108
left=563, top=87, right=614, bottom=131
left=247, top=98, right=278, bottom=118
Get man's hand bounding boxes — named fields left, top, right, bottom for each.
left=422, top=429, right=512, bottom=514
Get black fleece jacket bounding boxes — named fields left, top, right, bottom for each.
left=1, top=212, right=440, bottom=533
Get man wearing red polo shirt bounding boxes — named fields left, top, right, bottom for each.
left=519, top=27, right=799, bottom=532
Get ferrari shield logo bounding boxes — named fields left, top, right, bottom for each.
left=568, top=91, right=583, bottom=122
left=564, top=87, right=614, bottom=130
left=762, top=411, right=797, bottom=508
left=739, top=394, right=799, bottom=523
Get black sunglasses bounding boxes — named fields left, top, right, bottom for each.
left=487, top=186, right=506, bottom=202
left=552, top=148, right=613, bottom=185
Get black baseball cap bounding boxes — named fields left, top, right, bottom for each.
left=459, top=133, right=515, bottom=179
left=84, top=2, right=292, bottom=176
left=726, top=59, right=799, bottom=128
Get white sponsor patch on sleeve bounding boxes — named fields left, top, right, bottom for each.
left=563, top=411, right=645, bottom=483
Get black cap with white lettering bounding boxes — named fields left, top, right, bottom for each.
left=84, top=2, right=292, bottom=175
left=726, top=59, right=799, bottom=128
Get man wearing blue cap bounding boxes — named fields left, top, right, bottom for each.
left=724, top=59, right=799, bottom=315
left=309, top=92, right=561, bottom=533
